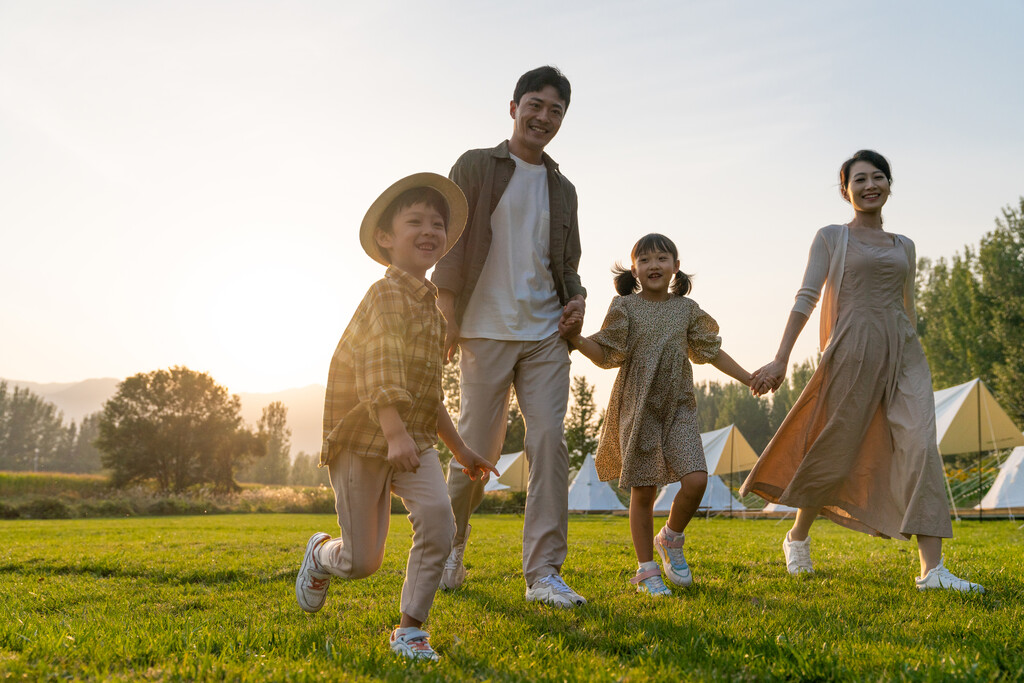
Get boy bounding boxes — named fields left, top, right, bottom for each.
left=296, top=172, right=498, bottom=661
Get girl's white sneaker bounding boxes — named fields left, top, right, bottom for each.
left=631, top=566, right=672, bottom=596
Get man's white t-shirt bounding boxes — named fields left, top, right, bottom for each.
left=459, top=153, right=563, bottom=341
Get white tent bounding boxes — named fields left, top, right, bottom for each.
left=762, top=502, right=798, bottom=513
left=567, top=454, right=626, bottom=513
left=933, top=379, right=1024, bottom=518
left=484, top=477, right=510, bottom=493
left=653, top=475, right=746, bottom=513
left=702, top=424, right=760, bottom=475
left=977, top=445, right=1024, bottom=510
left=934, top=379, right=1024, bottom=454
left=489, top=451, right=529, bottom=493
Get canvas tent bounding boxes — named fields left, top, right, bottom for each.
left=933, top=379, right=1024, bottom=518
left=488, top=451, right=529, bottom=493
left=702, top=424, right=760, bottom=475
left=567, top=454, right=626, bottom=513
left=653, top=476, right=746, bottom=513
left=977, top=445, right=1024, bottom=511
left=652, top=425, right=756, bottom=514
left=762, top=502, right=798, bottom=513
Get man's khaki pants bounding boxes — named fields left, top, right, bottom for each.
left=319, top=448, right=455, bottom=623
left=448, top=333, right=571, bottom=587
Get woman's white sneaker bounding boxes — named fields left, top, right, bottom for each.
left=783, top=532, right=813, bottom=575
left=916, top=559, right=984, bottom=593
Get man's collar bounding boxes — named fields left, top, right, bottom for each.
left=491, top=139, right=558, bottom=172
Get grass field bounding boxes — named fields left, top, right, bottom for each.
left=1, top=514, right=1022, bottom=682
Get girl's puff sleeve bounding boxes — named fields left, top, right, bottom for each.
left=687, top=303, right=722, bottom=365
left=587, top=296, right=630, bottom=369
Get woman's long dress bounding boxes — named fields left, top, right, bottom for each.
left=741, top=233, right=952, bottom=539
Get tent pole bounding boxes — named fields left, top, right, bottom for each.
left=729, top=434, right=734, bottom=517
left=940, top=448, right=960, bottom=522
left=978, top=384, right=983, bottom=523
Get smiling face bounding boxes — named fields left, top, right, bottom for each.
left=508, top=85, right=566, bottom=163
left=375, top=201, right=448, bottom=280
left=632, top=249, right=680, bottom=300
left=843, top=160, right=891, bottom=213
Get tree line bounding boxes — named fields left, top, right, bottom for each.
left=3, top=198, right=1021, bottom=491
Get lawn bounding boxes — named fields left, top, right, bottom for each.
left=1, top=514, right=1021, bottom=681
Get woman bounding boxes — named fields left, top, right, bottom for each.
left=742, top=150, right=982, bottom=592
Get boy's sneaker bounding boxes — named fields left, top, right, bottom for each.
left=389, top=627, right=439, bottom=662
left=916, top=559, right=984, bottom=593
left=654, top=527, right=693, bottom=586
left=525, top=574, right=587, bottom=608
left=296, top=532, right=332, bottom=613
left=783, top=532, right=813, bottom=575
left=631, top=566, right=672, bottom=597
left=440, top=524, right=470, bottom=590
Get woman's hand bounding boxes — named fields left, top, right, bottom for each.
left=751, top=360, right=787, bottom=396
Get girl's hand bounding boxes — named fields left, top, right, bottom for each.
left=751, top=360, right=786, bottom=396
left=559, top=310, right=583, bottom=339
left=452, top=447, right=500, bottom=482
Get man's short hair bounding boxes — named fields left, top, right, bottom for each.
left=513, top=65, right=571, bottom=110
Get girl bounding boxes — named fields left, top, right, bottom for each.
left=560, top=234, right=751, bottom=595
left=741, top=150, right=983, bottom=592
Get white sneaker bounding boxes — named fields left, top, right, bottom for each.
left=916, top=559, right=984, bottom=593
left=295, top=532, right=332, bottom=613
left=654, top=527, right=692, bottom=586
left=525, top=574, right=587, bottom=608
left=631, top=566, right=672, bottom=597
left=783, top=532, right=813, bottom=575
left=389, top=627, right=439, bottom=661
left=440, top=524, right=470, bottom=590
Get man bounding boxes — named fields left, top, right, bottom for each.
left=431, top=65, right=587, bottom=607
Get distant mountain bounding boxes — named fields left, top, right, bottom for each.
left=1, top=377, right=326, bottom=456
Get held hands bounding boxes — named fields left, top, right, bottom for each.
left=559, top=309, right=584, bottom=339
left=750, top=359, right=787, bottom=397
left=443, top=321, right=460, bottom=364
left=452, top=446, right=500, bottom=482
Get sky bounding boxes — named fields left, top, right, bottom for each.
left=2, top=1, right=1023, bottom=411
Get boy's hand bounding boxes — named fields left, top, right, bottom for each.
left=386, top=432, right=422, bottom=473
left=452, top=446, right=500, bottom=482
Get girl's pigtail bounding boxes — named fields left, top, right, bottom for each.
left=671, top=270, right=692, bottom=296
left=612, top=263, right=639, bottom=295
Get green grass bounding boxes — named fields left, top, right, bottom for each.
left=1, top=515, right=1022, bottom=681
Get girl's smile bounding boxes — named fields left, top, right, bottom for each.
left=632, top=250, right=680, bottom=301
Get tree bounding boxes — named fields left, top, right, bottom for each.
left=437, top=349, right=462, bottom=467
left=767, top=356, right=818, bottom=433
left=238, top=402, right=292, bottom=484
left=565, top=375, right=602, bottom=471
left=918, top=197, right=1024, bottom=426
left=96, top=366, right=262, bottom=492
left=48, top=412, right=104, bottom=474
left=290, top=451, right=330, bottom=487
left=712, top=382, right=772, bottom=453
left=0, top=381, right=71, bottom=471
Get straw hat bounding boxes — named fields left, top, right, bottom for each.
left=359, top=172, right=468, bottom=266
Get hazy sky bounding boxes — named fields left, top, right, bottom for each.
left=3, top=1, right=1023, bottom=410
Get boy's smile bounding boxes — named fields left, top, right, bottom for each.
left=375, top=202, right=448, bottom=280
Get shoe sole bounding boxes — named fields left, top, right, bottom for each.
left=296, top=532, right=331, bottom=613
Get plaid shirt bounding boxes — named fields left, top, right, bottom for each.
left=320, top=266, right=445, bottom=465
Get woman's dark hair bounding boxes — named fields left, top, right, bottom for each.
left=612, top=233, right=692, bottom=296
left=839, top=149, right=892, bottom=202
left=513, top=65, right=571, bottom=110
